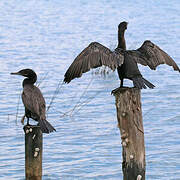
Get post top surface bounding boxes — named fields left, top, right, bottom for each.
left=111, top=87, right=140, bottom=96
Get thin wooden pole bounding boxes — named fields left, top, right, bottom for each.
left=112, top=87, right=145, bottom=180
left=24, top=125, right=42, bottom=180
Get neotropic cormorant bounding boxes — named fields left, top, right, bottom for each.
left=64, top=22, right=180, bottom=89
left=11, top=69, right=56, bottom=133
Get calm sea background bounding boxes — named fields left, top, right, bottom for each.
left=0, top=0, right=180, bottom=179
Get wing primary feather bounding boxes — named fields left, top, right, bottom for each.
left=64, top=42, right=124, bottom=83
left=126, top=40, right=180, bottom=72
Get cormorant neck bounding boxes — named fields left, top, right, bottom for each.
left=22, top=74, right=37, bottom=87
left=117, top=30, right=126, bottom=50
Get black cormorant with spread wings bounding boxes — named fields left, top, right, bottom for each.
left=11, top=69, right=56, bottom=133
left=64, top=22, right=179, bottom=89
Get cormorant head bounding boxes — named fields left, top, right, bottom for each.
left=11, top=69, right=36, bottom=78
left=118, top=21, right=128, bottom=32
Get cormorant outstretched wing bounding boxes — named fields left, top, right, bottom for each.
left=126, top=40, right=180, bottom=71
left=64, top=42, right=124, bottom=83
left=22, top=85, right=46, bottom=120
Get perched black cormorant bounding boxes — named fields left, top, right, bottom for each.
left=64, top=22, right=180, bottom=89
left=11, top=69, right=56, bottom=133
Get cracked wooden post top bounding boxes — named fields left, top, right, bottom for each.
left=24, top=125, right=42, bottom=180
left=112, top=87, right=146, bottom=180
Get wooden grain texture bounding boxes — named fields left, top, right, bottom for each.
left=112, top=87, right=145, bottom=180
left=24, top=125, right=42, bottom=180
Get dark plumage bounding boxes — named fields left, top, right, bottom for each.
left=64, top=21, right=180, bottom=89
left=11, top=69, right=56, bottom=133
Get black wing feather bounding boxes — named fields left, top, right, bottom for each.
left=22, top=85, right=46, bottom=120
left=127, top=40, right=180, bottom=71
left=64, top=42, right=124, bottom=83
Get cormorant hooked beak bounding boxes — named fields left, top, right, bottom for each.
left=124, top=22, right=128, bottom=29
left=10, top=69, right=32, bottom=77
left=10, top=72, right=21, bottom=75
left=11, top=71, right=28, bottom=77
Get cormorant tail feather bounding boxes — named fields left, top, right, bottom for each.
left=142, top=77, right=155, bottom=89
left=132, top=77, right=155, bottom=89
left=38, top=119, right=56, bottom=133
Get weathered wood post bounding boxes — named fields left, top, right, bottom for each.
left=112, top=87, right=145, bottom=180
left=24, top=125, right=42, bottom=180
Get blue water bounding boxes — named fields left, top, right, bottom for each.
left=0, top=0, right=180, bottom=179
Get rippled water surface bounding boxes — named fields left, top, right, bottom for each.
left=0, top=0, right=180, bottom=179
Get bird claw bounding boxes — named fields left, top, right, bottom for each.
left=111, top=87, right=122, bottom=95
left=21, top=115, right=25, bottom=125
left=111, top=86, right=130, bottom=95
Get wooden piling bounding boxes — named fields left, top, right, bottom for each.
left=112, top=87, right=145, bottom=180
left=24, top=125, right=42, bottom=180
